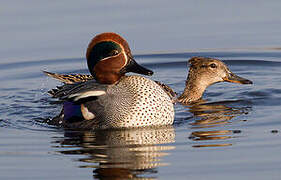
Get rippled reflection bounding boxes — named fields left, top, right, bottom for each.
left=187, top=100, right=251, bottom=148
left=52, top=126, right=175, bottom=179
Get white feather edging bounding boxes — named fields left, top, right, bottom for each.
left=69, top=90, right=106, bottom=101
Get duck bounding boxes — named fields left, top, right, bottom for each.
left=44, top=32, right=175, bottom=129
left=177, top=56, right=253, bottom=104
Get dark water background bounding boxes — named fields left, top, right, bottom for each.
left=1, top=1, right=281, bottom=180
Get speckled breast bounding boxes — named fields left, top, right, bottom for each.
left=100, top=75, right=175, bottom=128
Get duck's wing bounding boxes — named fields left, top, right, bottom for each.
left=43, top=71, right=94, bottom=84
left=154, top=81, right=177, bottom=103
left=50, top=79, right=108, bottom=102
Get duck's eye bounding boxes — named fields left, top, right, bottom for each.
left=109, top=50, right=119, bottom=56
left=210, top=63, right=217, bottom=68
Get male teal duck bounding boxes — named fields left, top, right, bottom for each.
left=45, top=32, right=175, bottom=129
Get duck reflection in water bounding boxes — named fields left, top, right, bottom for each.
left=53, top=126, right=175, bottom=179
left=185, top=100, right=251, bottom=148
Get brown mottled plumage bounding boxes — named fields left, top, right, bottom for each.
left=178, top=57, right=252, bottom=104
left=43, top=71, right=93, bottom=84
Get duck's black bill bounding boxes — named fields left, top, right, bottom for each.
left=224, top=72, right=253, bottom=84
left=120, top=58, right=153, bottom=76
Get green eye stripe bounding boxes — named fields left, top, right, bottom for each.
left=87, top=41, right=122, bottom=73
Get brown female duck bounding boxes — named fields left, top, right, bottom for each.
left=176, top=56, right=252, bottom=104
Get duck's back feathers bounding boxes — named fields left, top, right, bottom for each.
left=44, top=71, right=177, bottom=103
left=43, top=71, right=93, bottom=84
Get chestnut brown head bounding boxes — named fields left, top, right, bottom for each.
left=86, top=32, right=153, bottom=84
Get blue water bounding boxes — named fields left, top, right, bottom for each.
left=1, top=1, right=281, bottom=180
left=1, top=51, right=281, bottom=180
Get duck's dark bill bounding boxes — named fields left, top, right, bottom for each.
left=120, top=58, right=153, bottom=76
left=224, top=72, right=253, bottom=84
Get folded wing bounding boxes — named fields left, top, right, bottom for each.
left=50, top=79, right=108, bottom=102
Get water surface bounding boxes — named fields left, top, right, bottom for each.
left=2, top=1, right=281, bottom=179
left=1, top=51, right=281, bottom=179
